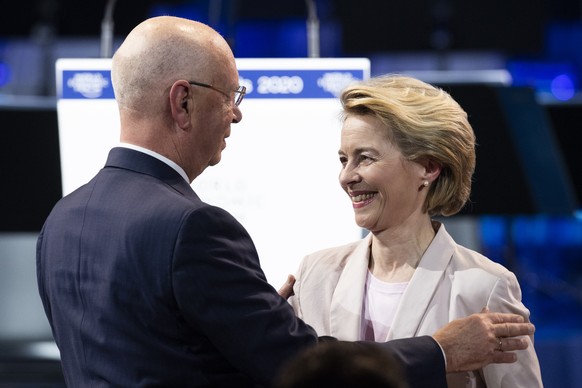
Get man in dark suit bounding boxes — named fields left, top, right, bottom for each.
left=37, top=16, right=534, bottom=388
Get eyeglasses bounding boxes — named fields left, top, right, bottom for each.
left=188, top=81, right=246, bottom=106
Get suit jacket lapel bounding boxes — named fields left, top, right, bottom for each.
left=329, top=234, right=372, bottom=341
left=388, top=223, right=455, bottom=340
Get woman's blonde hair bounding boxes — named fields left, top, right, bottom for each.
left=340, top=74, right=476, bottom=216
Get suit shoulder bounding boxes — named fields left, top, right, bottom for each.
left=184, top=203, right=241, bottom=224
left=452, top=243, right=513, bottom=279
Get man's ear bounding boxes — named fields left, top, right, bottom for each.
left=169, top=81, right=191, bottom=128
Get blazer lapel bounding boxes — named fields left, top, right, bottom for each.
left=330, top=234, right=372, bottom=341
left=388, top=223, right=455, bottom=340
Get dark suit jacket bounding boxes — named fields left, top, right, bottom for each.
left=37, top=147, right=446, bottom=387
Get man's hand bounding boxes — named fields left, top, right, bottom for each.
left=278, top=274, right=296, bottom=300
left=433, top=308, right=535, bottom=373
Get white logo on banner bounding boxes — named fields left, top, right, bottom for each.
left=317, top=72, right=358, bottom=97
left=67, top=72, right=110, bottom=98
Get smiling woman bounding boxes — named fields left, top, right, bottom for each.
left=288, top=74, right=544, bottom=388
left=338, top=113, right=436, bottom=234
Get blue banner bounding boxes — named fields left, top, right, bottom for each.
left=59, top=68, right=366, bottom=100
left=238, top=69, right=366, bottom=99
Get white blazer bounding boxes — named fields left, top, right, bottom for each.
left=289, top=223, right=543, bottom=387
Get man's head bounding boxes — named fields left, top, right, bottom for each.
left=274, top=341, right=408, bottom=388
left=111, top=16, right=243, bottom=181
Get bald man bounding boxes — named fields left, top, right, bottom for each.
left=37, top=16, right=534, bottom=387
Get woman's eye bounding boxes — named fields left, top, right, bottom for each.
left=359, top=154, right=374, bottom=163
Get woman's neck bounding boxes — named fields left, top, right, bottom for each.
left=368, top=219, right=437, bottom=282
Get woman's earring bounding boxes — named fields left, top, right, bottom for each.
left=423, top=180, right=429, bottom=187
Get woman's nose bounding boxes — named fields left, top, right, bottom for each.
left=339, top=164, right=359, bottom=187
